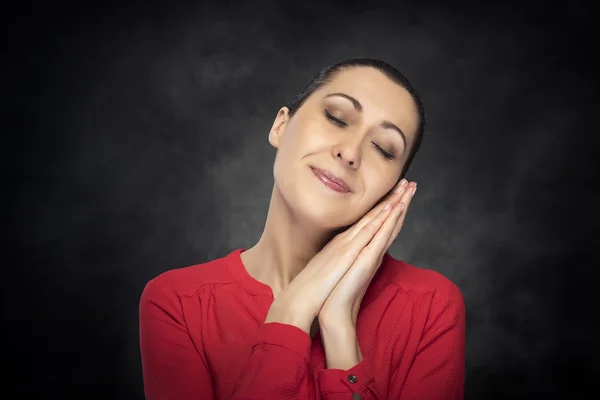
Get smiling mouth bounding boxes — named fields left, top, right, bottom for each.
left=310, top=167, right=352, bottom=193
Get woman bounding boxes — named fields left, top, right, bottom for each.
left=139, top=58, right=466, bottom=399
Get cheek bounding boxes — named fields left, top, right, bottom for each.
left=362, top=177, right=395, bottom=210
left=359, top=192, right=385, bottom=217
left=283, top=120, right=331, bottom=159
left=272, top=122, right=315, bottom=185
left=337, top=192, right=385, bottom=228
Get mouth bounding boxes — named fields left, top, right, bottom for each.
left=310, top=166, right=352, bottom=193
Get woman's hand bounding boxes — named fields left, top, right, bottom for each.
left=264, top=178, right=416, bottom=335
left=318, top=180, right=417, bottom=330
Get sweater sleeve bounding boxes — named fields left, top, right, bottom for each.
left=230, top=322, right=313, bottom=399
left=397, top=284, right=466, bottom=400
left=232, top=324, right=382, bottom=399
left=317, top=360, right=382, bottom=399
left=139, top=278, right=216, bottom=400
left=139, top=275, right=321, bottom=399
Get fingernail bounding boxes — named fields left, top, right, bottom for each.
left=399, top=202, right=406, bottom=211
left=383, top=203, right=392, bottom=210
left=411, top=186, right=417, bottom=196
left=395, top=180, right=408, bottom=193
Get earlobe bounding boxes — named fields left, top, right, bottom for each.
left=268, top=107, right=290, bottom=149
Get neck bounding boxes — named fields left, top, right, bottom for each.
left=242, top=185, right=335, bottom=297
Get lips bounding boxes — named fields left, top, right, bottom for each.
left=310, top=166, right=352, bottom=193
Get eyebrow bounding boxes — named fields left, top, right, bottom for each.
left=323, top=92, right=408, bottom=149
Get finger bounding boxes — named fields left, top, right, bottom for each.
left=341, top=202, right=393, bottom=261
left=366, top=198, right=407, bottom=257
left=324, top=192, right=398, bottom=290
left=385, top=183, right=417, bottom=249
left=323, top=184, right=413, bottom=309
left=344, top=179, right=408, bottom=240
left=338, top=200, right=407, bottom=290
left=347, top=179, right=407, bottom=236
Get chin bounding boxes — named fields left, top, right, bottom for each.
left=274, top=166, right=365, bottom=231
left=289, top=187, right=360, bottom=231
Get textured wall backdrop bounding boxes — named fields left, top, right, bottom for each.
left=5, top=0, right=596, bottom=398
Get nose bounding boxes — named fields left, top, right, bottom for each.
left=332, top=142, right=361, bottom=169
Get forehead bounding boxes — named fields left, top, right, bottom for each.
left=314, top=67, right=420, bottom=137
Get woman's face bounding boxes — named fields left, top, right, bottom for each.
left=269, top=66, right=420, bottom=230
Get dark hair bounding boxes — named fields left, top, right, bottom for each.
left=285, top=58, right=425, bottom=179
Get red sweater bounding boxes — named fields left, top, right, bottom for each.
left=139, top=248, right=465, bottom=399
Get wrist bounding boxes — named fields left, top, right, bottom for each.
left=265, top=303, right=313, bottom=334
left=318, top=313, right=355, bottom=333
left=320, top=325, right=363, bottom=370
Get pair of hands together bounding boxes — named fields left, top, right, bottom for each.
left=265, top=178, right=417, bottom=335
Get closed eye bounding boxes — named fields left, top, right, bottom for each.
left=372, top=142, right=395, bottom=160
left=324, top=110, right=347, bottom=128
left=325, top=109, right=395, bottom=161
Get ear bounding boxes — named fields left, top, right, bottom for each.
left=268, top=107, right=291, bottom=149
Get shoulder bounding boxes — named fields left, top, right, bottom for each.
left=375, top=252, right=464, bottom=307
left=140, top=249, right=237, bottom=302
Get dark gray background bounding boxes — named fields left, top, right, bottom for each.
left=4, top=0, right=597, bottom=398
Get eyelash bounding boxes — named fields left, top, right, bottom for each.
left=324, top=110, right=395, bottom=161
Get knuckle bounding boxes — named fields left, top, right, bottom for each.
left=361, top=245, right=378, bottom=258
left=365, top=222, right=379, bottom=234
left=338, top=245, right=356, bottom=260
